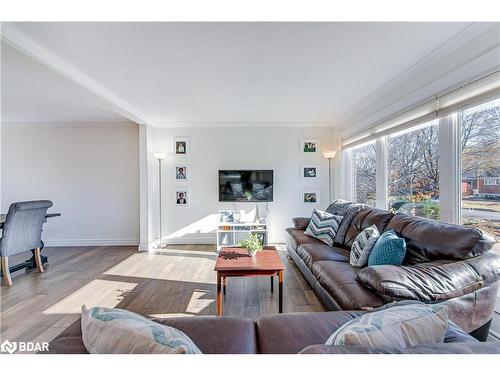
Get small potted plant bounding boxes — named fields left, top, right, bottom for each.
left=239, top=233, right=263, bottom=257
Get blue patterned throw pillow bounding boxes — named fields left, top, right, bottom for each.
left=304, top=210, right=343, bottom=247
left=367, top=229, right=406, bottom=266
left=81, top=306, right=202, bottom=354
left=350, top=225, right=380, bottom=267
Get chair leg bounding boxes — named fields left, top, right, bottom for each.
left=34, top=248, right=44, bottom=273
left=1, top=256, right=13, bottom=286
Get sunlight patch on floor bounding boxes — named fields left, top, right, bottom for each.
left=148, top=313, right=196, bottom=319
left=103, top=253, right=216, bottom=284
left=43, top=279, right=137, bottom=314
left=152, top=247, right=217, bottom=256
left=163, top=214, right=219, bottom=241
left=186, top=289, right=214, bottom=314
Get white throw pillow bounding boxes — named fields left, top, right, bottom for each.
left=350, top=224, right=380, bottom=267
left=325, top=303, right=448, bottom=348
left=81, top=305, right=202, bottom=354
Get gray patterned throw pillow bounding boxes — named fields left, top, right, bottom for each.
left=325, top=302, right=448, bottom=348
left=304, top=210, right=343, bottom=247
left=326, top=200, right=368, bottom=244
left=350, top=225, right=380, bottom=267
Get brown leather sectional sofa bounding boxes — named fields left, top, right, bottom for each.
left=286, top=204, right=500, bottom=341
left=48, top=310, right=500, bottom=354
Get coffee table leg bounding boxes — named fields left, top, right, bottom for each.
left=217, top=272, right=222, bottom=316
left=278, top=270, right=284, bottom=313
left=271, top=276, right=274, bottom=293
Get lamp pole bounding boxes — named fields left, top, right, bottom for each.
left=154, top=153, right=167, bottom=247
left=328, top=157, right=332, bottom=203
left=158, top=158, right=163, bottom=242
left=323, top=150, right=337, bottom=204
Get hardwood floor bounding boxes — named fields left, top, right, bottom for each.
left=0, top=244, right=324, bottom=344
left=1, top=244, right=498, bottom=344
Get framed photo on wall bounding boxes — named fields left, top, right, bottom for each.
left=302, top=190, right=319, bottom=204
left=300, top=138, right=318, bottom=153
left=174, top=137, right=189, bottom=156
left=301, top=165, right=319, bottom=181
left=175, top=189, right=189, bottom=206
left=174, top=165, right=189, bottom=182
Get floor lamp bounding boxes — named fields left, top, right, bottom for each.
left=322, top=150, right=337, bottom=203
left=154, top=152, right=167, bottom=248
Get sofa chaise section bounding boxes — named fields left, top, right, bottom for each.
left=286, top=204, right=500, bottom=340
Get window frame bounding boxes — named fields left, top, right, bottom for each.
left=339, top=98, right=500, bottom=224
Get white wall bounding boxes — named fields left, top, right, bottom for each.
left=147, top=126, right=336, bottom=244
left=1, top=122, right=140, bottom=246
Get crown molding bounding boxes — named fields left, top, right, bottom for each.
left=1, top=22, right=151, bottom=126
left=1, top=120, right=139, bottom=129
left=151, top=121, right=335, bottom=128
left=336, top=23, right=499, bottom=136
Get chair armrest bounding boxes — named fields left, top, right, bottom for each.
left=292, top=217, right=310, bottom=230
left=357, top=253, right=500, bottom=302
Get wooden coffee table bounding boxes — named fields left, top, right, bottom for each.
left=214, top=246, right=285, bottom=316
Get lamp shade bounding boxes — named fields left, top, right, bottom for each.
left=154, top=152, right=167, bottom=160
left=322, top=150, right=337, bottom=159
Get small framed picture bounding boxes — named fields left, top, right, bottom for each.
left=302, top=165, right=319, bottom=180
left=219, top=210, right=235, bottom=223
left=174, top=165, right=188, bottom=182
left=301, top=139, right=318, bottom=153
left=302, top=191, right=319, bottom=204
left=175, top=189, right=189, bottom=206
left=174, top=137, right=189, bottom=156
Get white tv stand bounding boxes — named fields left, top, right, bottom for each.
left=216, top=219, right=268, bottom=251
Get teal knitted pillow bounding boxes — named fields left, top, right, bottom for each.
left=367, top=229, right=406, bottom=266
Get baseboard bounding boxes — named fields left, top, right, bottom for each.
left=165, top=235, right=216, bottom=245
left=43, top=238, right=140, bottom=247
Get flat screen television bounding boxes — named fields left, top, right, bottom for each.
left=218, top=170, right=273, bottom=202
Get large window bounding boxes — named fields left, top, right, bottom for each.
left=461, top=98, right=500, bottom=250
left=352, top=142, right=376, bottom=205
left=387, top=120, right=439, bottom=219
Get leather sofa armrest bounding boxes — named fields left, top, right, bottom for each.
left=357, top=253, right=500, bottom=302
left=292, top=217, right=311, bottom=230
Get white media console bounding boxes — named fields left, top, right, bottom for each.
left=216, top=219, right=268, bottom=251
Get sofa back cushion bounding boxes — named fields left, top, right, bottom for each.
left=344, top=207, right=394, bottom=248
left=385, top=213, right=495, bottom=263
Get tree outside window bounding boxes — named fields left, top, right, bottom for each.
left=461, top=98, right=500, bottom=249
left=352, top=142, right=376, bottom=205
left=387, top=121, right=440, bottom=219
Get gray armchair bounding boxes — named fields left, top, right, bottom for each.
left=0, top=200, right=53, bottom=286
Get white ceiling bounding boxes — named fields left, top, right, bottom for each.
left=1, top=41, right=125, bottom=123
left=1, top=22, right=475, bottom=125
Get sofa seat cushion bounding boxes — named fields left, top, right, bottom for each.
left=296, top=243, right=349, bottom=269
left=285, top=228, right=325, bottom=251
left=256, top=310, right=363, bottom=354
left=47, top=316, right=258, bottom=354
left=311, top=261, right=384, bottom=310
left=357, top=253, right=500, bottom=302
